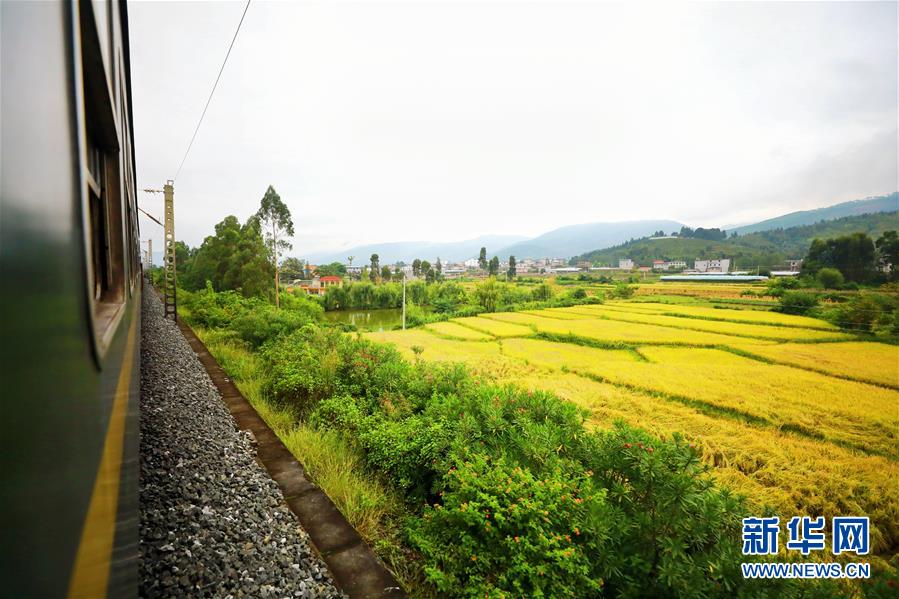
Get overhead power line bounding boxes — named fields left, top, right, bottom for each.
left=138, top=206, right=164, bottom=227
left=173, top=0, right=251, bottom=181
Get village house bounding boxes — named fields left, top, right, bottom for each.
left=694, top=258, right=730, bottom=273
left=618, top=258, right=634, bottom=270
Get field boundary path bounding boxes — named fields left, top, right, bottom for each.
left=173, top=305, right=405, bottom=598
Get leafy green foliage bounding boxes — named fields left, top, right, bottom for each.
left=610, top=282, right=636, bottom=299
left=817, top=267, right=844, bottom=289
left=181, top=215, right=273, bottom=297
left=181, top=284, right=321, bottom=347
left=408, top=455, right=618, bottom=598
left=804, top=232, right=877, bottom=282
left=777, top=291, right=820, bottom=315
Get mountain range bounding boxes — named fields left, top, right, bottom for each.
left=298, top=192, right=899, bottom=265
left=305, top=235, right=528, bottom=266
left=728, top=193, right=897, bottom=236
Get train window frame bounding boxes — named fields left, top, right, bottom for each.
left=77, top=0, right=126, bottom=363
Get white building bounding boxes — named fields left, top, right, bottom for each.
left=694, top=259, right=730, bottom=273
left=667, top=260, right=687, bottom=270
left=463, top=258, right=480, bottom=269
left=618, top=258, right=634, bottom=270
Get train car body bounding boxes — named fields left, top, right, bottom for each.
left=1, top=1, right=141, bottom=596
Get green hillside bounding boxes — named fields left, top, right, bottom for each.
left=573, top=211, right=899, bottom=270
left=730, top=192, right=897, bottom=235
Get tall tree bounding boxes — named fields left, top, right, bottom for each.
left=256, top=185, right=294, bottom=308
left=804, top=232, right=876, bottom=282
left=412, top=259, right=422, bottom=278
left=507, top=255, right=517, bottom=278
left=488, top=256, right=500, bottom=276
left=280, top=257, right=305, bottom=280
left=875, top=230, right=899, bottom=279
left=183, top=215, right=272, bottom=297
left=316, top=261, right=347, bottom=277
left=381, top=265, right=392, bottom=281
left=478, top=247, right=487, bottom=270
left=436, top=257, right=443, bottom=276
left=421, top=260, right=432, bottom=281
left=370, top=253, right=380, bottom=283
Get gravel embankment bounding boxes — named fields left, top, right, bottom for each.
left=139, top=287, right=343, bottom=598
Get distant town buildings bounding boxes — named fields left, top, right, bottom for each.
left=618, top=258, right=634, bottom=270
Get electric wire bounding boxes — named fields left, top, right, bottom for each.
left=173, top=0, right=251, bottom=181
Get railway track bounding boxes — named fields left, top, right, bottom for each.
left=140, top=287, right=402, bottom=597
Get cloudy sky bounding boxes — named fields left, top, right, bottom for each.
left=130, top=0, right=897, bottom=258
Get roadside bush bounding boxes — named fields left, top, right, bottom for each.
left=764, top=276, right=801, bottom=298
left=817, top=267, right=845, bottom=289
left=261, top=325, right=346, bottom=413
left=610, top=282, right=636, bottom=299
left=408, top=454, right=619, bottom=598
left=182, top=284, right=246, bottom=328
left=579, top=426, right=750, bottom=597
left=777, top=291, right=819, bottom=315
left=824, top=295, right=880, bottom=333
left=530, top=283, right=554, bottom=302
left=182, top=283, right=321, bottom=347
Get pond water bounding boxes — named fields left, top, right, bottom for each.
left=321, top=308, right=411, bottom=331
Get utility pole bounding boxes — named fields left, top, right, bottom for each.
left=402, top=274, right=407, bottom=330
left=146, top=238, right=153, bottom=271
left=163, top=180, right=177, bottom=321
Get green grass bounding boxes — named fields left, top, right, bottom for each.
left=193, top=326, right=429, bottom=596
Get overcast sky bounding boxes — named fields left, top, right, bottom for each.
left=130, top=0, right=898, bottom=259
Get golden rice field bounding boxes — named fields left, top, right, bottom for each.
left=635, top=282, right=763, bottom=299
left=365, top=300, right=899, bottom=558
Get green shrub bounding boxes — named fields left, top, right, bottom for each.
left=610, top=282, right=636, bottom=299
left=530, top=283, right=554, bottom=302
left=825, top=295, right=881, bottom=332
left=817, top=267, right=845, bottom=290
left=408, top=454, right=619, bottom=598
left=579, top=425, right=750, bottom=597
left=568, top=287, right=588, bottom=300
left=777, top=291, right=819, bottom=315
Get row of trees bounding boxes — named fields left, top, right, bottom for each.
left=803, top=230, right=898, bottom=282
left=175, top=186, right=294, bottom=302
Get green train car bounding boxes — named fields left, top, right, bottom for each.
left=1, top=1, right=142, bottom=596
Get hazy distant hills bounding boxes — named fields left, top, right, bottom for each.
left=308, top=221, right=684, bottom=264
left=493, top=220, right=684, bottom=260
left=729, top=192, right=897, bottom=236
left=305, top=235, right=528, bottom=265
left=298, top=192, right=897, bottom=265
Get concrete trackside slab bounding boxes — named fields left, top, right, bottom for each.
left=177, top=319, right=406, bottom=598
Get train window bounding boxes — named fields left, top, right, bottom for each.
left=80, top=0, right=125, bottom=358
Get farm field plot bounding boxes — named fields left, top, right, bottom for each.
left=732, top=341, right=899, bottom=389
left=452, top=316, right=534, bottom=337
left=364, top=303, right=899, bottom=555
left=366, top=329, right=502, bottom=363
left=423, top=321, right=493, bottom=340
left=480, top=310, right=778, bottom=346
left=636, top=283, right=762, bottom=299
left=595, top=301, right=842, bottom=330
left=554, top=305, right=851, bottom=341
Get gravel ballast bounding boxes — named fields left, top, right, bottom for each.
left=139, top=287, right=343, bottom=598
